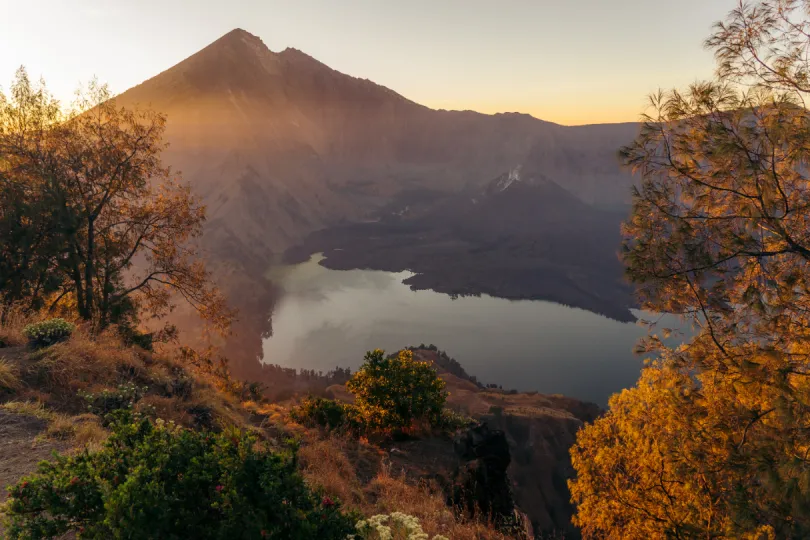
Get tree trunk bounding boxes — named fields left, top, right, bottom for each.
left=84, top=218, right=94, bottom=321
left=70, top=245, right=87, bottom=319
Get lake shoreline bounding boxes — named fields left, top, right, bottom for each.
left=261, top=254, right=678, bottom=406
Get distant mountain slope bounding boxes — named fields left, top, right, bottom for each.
left=116, top=29, right=636, bottom=257
left=287, top=166, right=633, bottom=321
left=113, top=29, right=639, bottom=366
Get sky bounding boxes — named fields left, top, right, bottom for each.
left=1, top=0, right=734, bottom=126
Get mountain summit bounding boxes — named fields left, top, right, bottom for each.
left=113, top=29, right=639, bottom=364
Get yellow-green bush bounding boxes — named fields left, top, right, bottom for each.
left=22, top=318, right=75, bottom=347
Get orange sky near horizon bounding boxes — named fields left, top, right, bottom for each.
left=0, top=0, right=735, bottom=126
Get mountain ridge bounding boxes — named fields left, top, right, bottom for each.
left=111, top=28, right=640, bottom=369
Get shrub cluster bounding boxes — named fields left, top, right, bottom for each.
left=348, top=349, right=447, bottom=432
left=293, top=349, right=451, bottom=436
left=80, top=382, right=147, bottom=420
left=22, top=318, right=74, bottom=347
left=3, top=411, right=357, bottom=539
left=349, top=512, right=449, bottom=540
left=290, top=396, right=362, bottom=433
left=436, top=408, right=474, bottom=431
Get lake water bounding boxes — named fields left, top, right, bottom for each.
left=262, top=255, right=687, bottom=406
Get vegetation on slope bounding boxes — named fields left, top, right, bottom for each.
left=0, top=68, right=519, bottom=539
left=6, top=411, right=356, bottom=539
left=0, top=310, right=523, bottom=539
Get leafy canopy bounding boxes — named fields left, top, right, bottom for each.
left=571, top=1, right=810, bottom=538
left=3, top=412, right=356, bottom=539
left=346, top=349, right=447, bottom=432
left=0, top=68, right=230, bottom=331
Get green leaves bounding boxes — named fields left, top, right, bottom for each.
left=3, top=412, right=357, bottom=539
left=22, top=318, right=74, bottom=347
left=347, top=349, right=448, bottom=433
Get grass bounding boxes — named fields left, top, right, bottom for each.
left=0, top=307, right=28, bottom=347
left=1, top=400, right=54, bottom=421
left=0, top=311, right=515, bottom=538
left=1, top=400, right=107, bottom=446
left=0, top=358, right=21, bottom=391
left=298, top=433, right=511, bottom=540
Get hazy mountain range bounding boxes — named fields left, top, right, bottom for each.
left=114, top=29, right=641, bottom=370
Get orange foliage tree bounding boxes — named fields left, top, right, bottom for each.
left=570, top=1, right=810, bottom=537
left=0, top=68, right=230, bottom=332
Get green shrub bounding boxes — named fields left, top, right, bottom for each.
left=22, top=318, right=74, bottom=347
left=291, top=396, right=363, bottom=433
left=3, top=411, right=357, bottom=539
left=347, top=349, right=447, bottom=432
left=350, top=512, right=449, bottom=540
left=80, top=382, right=147, bottom=421
left=437, top=408, right=474, bottom=431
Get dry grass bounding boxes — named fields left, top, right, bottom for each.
left=6, top=324, right=248, bottom=433
left=28, top=329, right=142, bottom=404
left=368, top=467, right=510, bottom=540
left=2, top=401, right=108, bottom=447
left=45, top=414, right=77, bottom=440
left=2, top=400, right=54, bottom=421
left=71, top=414, right=108, bottom=448
left=0, top=358, right=21, bottom=391
left=0, top=307, right=29, bottom=347
left=298, top=434, right=510, bottom=540
left=299, top=436, right=368, bottom=507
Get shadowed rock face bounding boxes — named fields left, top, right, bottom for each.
left=451, top=423, right=529, bottom=537
left=414, top=348, right=600, bottom=538
left=114, top=28, right=640, bottom=369
left=329, top=348, right=600, bottom=538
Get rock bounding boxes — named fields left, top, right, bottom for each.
left=450, top=423, right=532, bottom=538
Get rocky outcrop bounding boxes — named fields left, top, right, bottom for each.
left=450, top=423, right=533, bottom=539
left=409, top=348, right=601, bottom=538
left=323, top=347, right=601, bottom=538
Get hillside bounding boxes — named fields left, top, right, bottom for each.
left=112, top=28, right=640, bottom=371
left=0, top=314, right=597, bottom=538
left=324, top=347, right=601, bottom=537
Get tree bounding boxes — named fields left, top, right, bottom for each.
left=570, top=1, right=810, bottom=537
left=0, top=68, right=230, bottom=331
left=347, top=349, right=447, bottom=432
left=0, top=69, right=65, bottom=314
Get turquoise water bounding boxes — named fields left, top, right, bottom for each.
left=262, top=255, right=687, bottom=406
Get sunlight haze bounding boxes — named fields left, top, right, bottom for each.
left=0, top=0, right=733, bottom=125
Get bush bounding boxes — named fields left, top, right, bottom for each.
left=22, top=318, right=74, bottom=347
left=350, top=512, right=449, bottom=540
left=3, top=412, right=357, bottom=539
left=437, top=408, right=474, bottom=431
left=291, top=396, right=363, bottom=433
left=488, top=406, right=504, bottom=418
left=347, top=349, right=447, bottom=432
left=80, top=382, right=147, bottom=420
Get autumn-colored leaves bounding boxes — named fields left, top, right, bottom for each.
left=0, top=68, right=231, bottom=334
left=571, top=1, right=810, bottom=537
